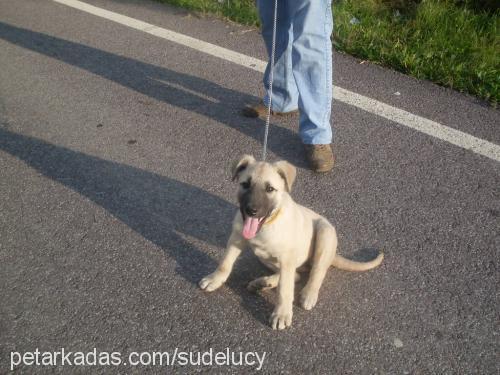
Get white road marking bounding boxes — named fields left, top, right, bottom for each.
left=53, top=0, right=266, bottom=71
left=335, top=87, right=500, bottom=162
left=52, top=0, right=500, bottom=162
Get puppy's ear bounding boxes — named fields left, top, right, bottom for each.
left=273, top=160, right=296, bottom=192
left=231, top=154, right=255, bottom=181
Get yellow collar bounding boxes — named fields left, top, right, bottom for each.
left=263, top=208, right=282, bottom=226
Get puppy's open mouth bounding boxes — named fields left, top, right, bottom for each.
left=242, top=215, right=267, bottom=240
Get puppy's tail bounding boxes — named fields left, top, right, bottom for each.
left=332, top=252, right=384, bottom=272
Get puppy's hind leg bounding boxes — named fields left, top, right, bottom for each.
left=247, top=273, right=301, bottom=293
left=247, top=274, right=279, bottom=293
left=300, top=221, right=337, bottom=310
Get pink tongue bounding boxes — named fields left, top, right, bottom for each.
left=242, top=217, right=260, bottom=239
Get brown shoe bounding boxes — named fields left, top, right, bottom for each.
left=241, top=101, right=299, bottom=118
left=304, top=144, right=335, bottom=173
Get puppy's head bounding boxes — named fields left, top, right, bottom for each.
left=231, top=155, right=296, bottom=240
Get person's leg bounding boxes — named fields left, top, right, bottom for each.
left=257, top=0, right=299, bottom=113
left=289, top=0, right=333, bottom=145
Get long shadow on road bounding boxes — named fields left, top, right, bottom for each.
left=0, top=127, right=273, bottom=325
left=0, top=22, right=306, bottom=167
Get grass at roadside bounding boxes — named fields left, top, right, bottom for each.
left=158, top=0, right=258, bottom=25
left=335, top=0, right=499, bottom=105
left=157, top=0, right=499, bottom=105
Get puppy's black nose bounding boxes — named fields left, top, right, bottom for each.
left=245, top=207, right=257, bottom=217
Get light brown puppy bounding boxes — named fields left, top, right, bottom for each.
left=200, top=155, right=383, bottom=330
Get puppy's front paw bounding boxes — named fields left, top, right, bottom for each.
left=270, top=305, right=293, bottom=330
left=199, top=272, right=225, bottom=292
left=300, top=286, right=319, bottom=310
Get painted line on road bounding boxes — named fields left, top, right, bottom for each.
left=52, top=0, right=500, bottom=162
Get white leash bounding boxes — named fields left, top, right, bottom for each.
left=261, top=0, right=278, bottom=161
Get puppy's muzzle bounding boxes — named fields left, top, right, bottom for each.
left=245, top=206, right=258, bottom=217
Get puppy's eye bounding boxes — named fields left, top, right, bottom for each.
left=266, top=186, right=275, bottom=193
left=241, top=181, right=250, bottom=189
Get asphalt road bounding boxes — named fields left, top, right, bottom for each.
left=0, top=0, right=499, bottom=373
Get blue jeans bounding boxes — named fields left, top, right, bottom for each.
left=258, top=0, right=333, bottom=145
